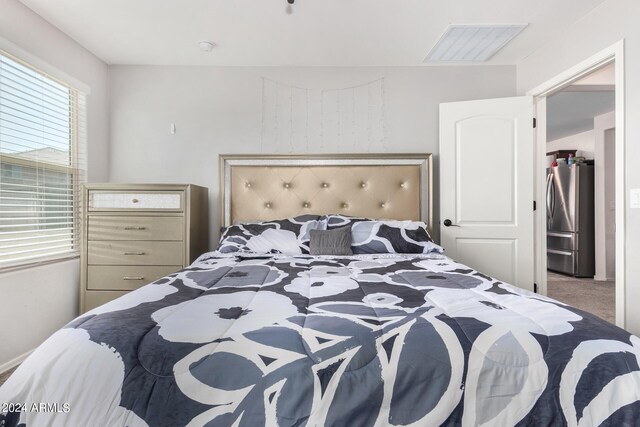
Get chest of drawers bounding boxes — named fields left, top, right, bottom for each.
left=80, top=184, right=208, bottom=313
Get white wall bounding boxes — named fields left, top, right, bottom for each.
left=546, top=129, right=595, bottom=164
left=604, top=128, right=616, bottom=277
left=0, top=0, right=109, bottom=368
left=108, top=65, right=516, bottom=245
left=517, top=0, right=640, bottom=333
left=593, top=111, right=616, bottom=280
left=0, top=260, right=79, bottom=371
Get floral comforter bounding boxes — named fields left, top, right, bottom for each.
left=2, top=252, right=640, bottom=426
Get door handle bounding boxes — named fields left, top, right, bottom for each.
left=443, top=219, right=460, bottom=227
left=124, top=226, right=147, bottom=230
left=124, top=251, right=146, bottom=256
left=546, top=174, right=552, bottom=219
left=550, top=176, right=556, bottom=218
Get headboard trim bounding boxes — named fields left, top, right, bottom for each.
left=219, top=153, right=433, bottom=232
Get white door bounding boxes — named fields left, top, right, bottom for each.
left=439, top=96, right=535, bottom=291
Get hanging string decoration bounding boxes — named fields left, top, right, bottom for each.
left=260, top=77, right=387, bottom=153
left=261, top=78, right=311, bottom=153
left=321, top=78, right=387, bottom=152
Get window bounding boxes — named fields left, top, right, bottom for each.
left=0, top=51, right=86, bottom=269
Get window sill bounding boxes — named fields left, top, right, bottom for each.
left=0, top=253, right=80, bottom=274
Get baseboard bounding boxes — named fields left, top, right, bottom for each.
left=0, top=349, right=33, bottom=374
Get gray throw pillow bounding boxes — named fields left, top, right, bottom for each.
left=309, top=226, right=353, bottom=256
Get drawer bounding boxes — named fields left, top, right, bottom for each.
left=547, top=231, right=576, bottom=251
left=89, top=191, right=183, bottom=211
left=547, top=248, right=575, bottom=275
left=87, top=265, right=181, bottom=291
left=89, top=216, right=184, bottom=241
left=84, top=290, right=129, bottom=312
left=88, top=241, right=184, bottom=265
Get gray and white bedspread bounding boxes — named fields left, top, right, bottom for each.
left=2, top=252, right=640, bottom=426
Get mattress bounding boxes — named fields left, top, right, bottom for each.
left=1, top=252, right=639, bottom=426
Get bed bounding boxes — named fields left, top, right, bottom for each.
left=1, top=154, right=640, bottom=427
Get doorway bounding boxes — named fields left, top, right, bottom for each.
left=528, top=41, right=625, bottom=328
left=545, top=64, right=615, bottom=323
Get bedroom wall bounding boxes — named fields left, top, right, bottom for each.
left=516, top=0, right=640, bottom=334
left=593, top=111, right=616, bottom=281
left=0, top=0, right=109, bottom=370
left=546, top=130, right=595, bottom=162
left=108, top=65, right=516, bottom=245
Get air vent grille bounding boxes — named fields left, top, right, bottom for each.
left=426, top=24, right=527, bottom=62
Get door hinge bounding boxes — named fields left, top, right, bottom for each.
left=534, top=283, right=538, bottom=293
left=533, top=201, right=537, bottom=211
left=533, top=117, right=537, bottom=128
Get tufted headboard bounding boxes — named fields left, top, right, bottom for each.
left=219, top=153, right=433, bottom=231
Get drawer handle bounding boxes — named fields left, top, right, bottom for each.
left=132, top=198, right=139, bottom=203
left=124, top=251, right=146, bottom=256
left=124, top=226, right=147, bottom=230
left=123, top=276, right=145, bottom=281
left=548, top=249, right=572, bottom=256
left=547, top=232, right=572, bottom=238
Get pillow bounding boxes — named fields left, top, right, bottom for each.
left=217, top=215, right=327, bottom=255
left=324, top=214, right=369, bottom=229
left=351, top=220, right=442, bottom=254
left=309, top=226, right=353, bottom=256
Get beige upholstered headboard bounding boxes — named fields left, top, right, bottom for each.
left=219, top=153, right=433, bottom=231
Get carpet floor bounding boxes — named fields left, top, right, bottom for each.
left=547, top=271, right=615, bottom=324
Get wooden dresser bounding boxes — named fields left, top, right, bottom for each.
left=80, top=184, right=208, bottom=313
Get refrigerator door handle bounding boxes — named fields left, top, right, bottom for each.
left=546, top=173, right=553, bottom=221
left=550, top=174, right=556, bottom=219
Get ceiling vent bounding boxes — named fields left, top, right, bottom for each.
left=425, top=24, right=527, bottom=62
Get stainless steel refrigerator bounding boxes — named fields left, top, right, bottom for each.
left=546, top=163, right=595, bottom=277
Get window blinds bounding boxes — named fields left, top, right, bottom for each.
left=0, top=51, right=87, bottom=268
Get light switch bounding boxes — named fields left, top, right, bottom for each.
left=631, top=189, right=640, bottom=209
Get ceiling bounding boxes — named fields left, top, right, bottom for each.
left=546, top=63, right=615, bottom=141
left=19, top=0, right=606, bottom=66
left=547, top=91, right=615, bottom=141
left=572, top=63, right=615, bottom=86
